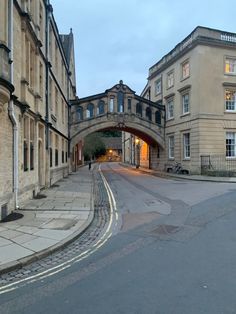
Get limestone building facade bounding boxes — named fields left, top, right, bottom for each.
left=141, top=26, right=236, bottom=174
left=0, top=0, right=76, bottom=218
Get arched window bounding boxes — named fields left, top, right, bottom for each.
left=117, top=91, right=124, bottom=112
left=128, top=98, right=132, bottom=112
left=146, top=107, right=152, bottom=121
left=109, top=97, right=114, bottom=112
left=97, top=100, right=105, bottom=115
left=155, top=110, right=161, bottom=124
left=77, top=106, right=83, bottom=121
left=86, top=103, right=94, bottom=118
left=136, top=102, right=142, bottom=116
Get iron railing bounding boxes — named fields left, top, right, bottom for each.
left=201, top=155, right=236, bottom=176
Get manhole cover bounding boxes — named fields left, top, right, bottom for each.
left=151, top=224, right=180, bottom=235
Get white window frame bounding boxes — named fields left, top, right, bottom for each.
left=226, top=132, right=236, bottom=157
left=109, top=97, right=114, bottom=112
left=225, top=89, right=236, bottom=111
left=55, top=87, right=58, bottom=117
left=182, top=93, right=190, bottom=114
left=167, top=71, right=174, bottom=88
left=183, top=133, right=190, bottom=159
left=167, top=99, right=174, bottom=120
left=155, top=79, right=162, bottom=95
left=225, top=57, right=236, bottom=75
left=182, top=60, right=190, bottom=79
left=168, top=136, right=174, bottom=159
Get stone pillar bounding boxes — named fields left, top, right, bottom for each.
left=149, top=145, right=159, bottom=169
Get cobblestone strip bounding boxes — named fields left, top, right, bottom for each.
left=0, top=165, right=111, bottom=286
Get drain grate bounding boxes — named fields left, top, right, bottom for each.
left=151, top=224, right=180, bottom=235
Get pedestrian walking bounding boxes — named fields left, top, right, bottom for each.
left=88, top=161, right=91, bottom=170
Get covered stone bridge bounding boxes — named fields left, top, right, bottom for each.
left=70, top=81, right=165, bottom=169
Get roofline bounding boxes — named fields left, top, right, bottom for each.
left=148, top=25, right=236, bottom=80
left=105, top=83, right=136, bottom=94
left=140, top=82, right=149, bottom=97
left=135, top=95, right=164, bottom=110
left=70, top=92, right=107, bottom=105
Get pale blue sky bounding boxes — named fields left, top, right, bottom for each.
left=50, top=0, right=236, bottom=97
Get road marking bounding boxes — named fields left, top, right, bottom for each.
left=0, top=165, right=118, bottom=295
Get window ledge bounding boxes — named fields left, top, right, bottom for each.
left=180, top=112, right=190, bottom=118
left=180, top=76, right=190, bottom=82
left=223, top=82, right=236, bottom=87
left=224, top=73, right=236, bottom=76
left=178, top=85, right=191, bottom=93
left=166, top=117, right=174, bottom=121
left=225, top=110, right=236, bottom=113
left=164, top=92, right=175, bottom=99
left=183, top=158, right=190, bottom=161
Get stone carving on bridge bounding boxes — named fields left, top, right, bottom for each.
left=107, top=112, right=135, bottom=123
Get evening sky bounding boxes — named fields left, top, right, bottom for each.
left=50, top=0, right=236, bottom=97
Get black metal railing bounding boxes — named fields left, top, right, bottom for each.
left=201, top=155, right=236, bottom=176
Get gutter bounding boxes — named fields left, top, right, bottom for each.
left=8, top=0, right=19, bottom=209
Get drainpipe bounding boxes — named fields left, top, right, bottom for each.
left=45, top=2, right=49, bottom=148
left=67, top=57, right=71, bottom=171
left=8, top=0, right=19, bottom=209
left=45, top=1, right=52, bottom=186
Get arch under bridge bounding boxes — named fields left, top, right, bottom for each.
left=70, top=80, right=165, bottom=169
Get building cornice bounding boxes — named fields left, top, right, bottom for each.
left=71, top=93, right=107, bottom=105
left=164, top=92, right=175, bottom=100
left=148, top=27, right=236, bottom=80
left=177, top=84, right=191, bottom=93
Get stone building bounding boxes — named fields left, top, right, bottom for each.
left=122, top=133, right=149, bottom=168
left=0, top=0, right=76, bottom=218
left=141, top=26, right=236, bottom=174
left=98, top=136, right=122, bottom=162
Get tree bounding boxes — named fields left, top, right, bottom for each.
left=83, top=133, right=106, bottom=161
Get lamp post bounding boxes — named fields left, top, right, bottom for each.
left=135, top=138, right=140, bottom=169
left=108, top=149, right=112, bottom=161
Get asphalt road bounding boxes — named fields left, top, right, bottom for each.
left=1, top=162, right=236, bottom=314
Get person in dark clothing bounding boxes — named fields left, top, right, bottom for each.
left=88, top=161, right=91, bottom=170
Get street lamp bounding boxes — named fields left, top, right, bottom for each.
left=108, top=149, right=112, bottom=161
left=135, top=138, right=140, bottom=169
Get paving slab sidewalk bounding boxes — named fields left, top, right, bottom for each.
left=0, top=166, right=94, bottom=274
